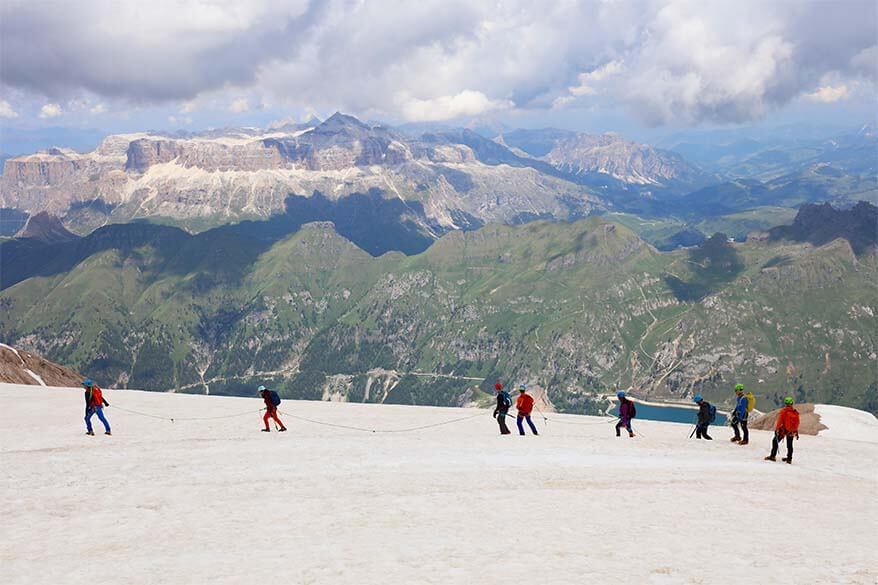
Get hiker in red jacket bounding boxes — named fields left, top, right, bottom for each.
left=515, top=384, right=538, bottom=435
left=82, top=378, right=111, bottom=436
left=258, top=385, right=287, bottom=432
left=765, top=396, right=800, bottom=464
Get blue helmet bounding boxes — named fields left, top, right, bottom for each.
left=257, top=385, right=267, bottom=392
left=617, top=391, right=626, bottom=398
left=693, top=394, right=703, bottom=403
left=82, top=378, right=94, bottom=387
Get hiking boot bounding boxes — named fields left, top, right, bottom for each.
left=730, top=437, right=740, bottom=442
left=782, top=457, right=792, bottom=464
left=278, top=427, right=287, bottom=432
left=738, top=440, right=749, bottom=446
left=86, top=431, right=95, bottom=436
left=615, top=430, right=621, bottom=437
left=629, top=431, right=635, bottom=438
left=261, top=429, right=270, bottom=432
left=764, top=456, right=776, bottom=462
left=104, top=431, right=112, bottom=436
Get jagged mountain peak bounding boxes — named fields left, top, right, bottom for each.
left=314, top=112, right=372, bottom=134
left=15, top=212, right=78, bottom=243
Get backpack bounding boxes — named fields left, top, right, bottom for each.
left=708, top=403, right=717, bottom=424
left=629, top=402, right=637, bottom=419
left=500, top=391, right=512, bottom=409
left=269, top=390, right=281, bottom=407
left=746, top=392, right=756, bottom=413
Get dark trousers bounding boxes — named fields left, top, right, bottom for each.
left=695, top=424, right=712, bottom=440
left=496, top=410, right=511, bottom=434
left=770, top=433, right=794, bottom=460
left=615, top=418, right=632, bottom=435
left=732, top=419, right=749, bottom=442
left=517, top=415, right=538, bottom=435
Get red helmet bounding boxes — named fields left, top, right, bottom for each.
left=495, top=381, right=503, bottom=391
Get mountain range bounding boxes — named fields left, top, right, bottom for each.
left=1, top=202, right=875, bottom=414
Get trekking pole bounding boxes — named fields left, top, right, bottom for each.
left=688, top=425, right=697, bottom=439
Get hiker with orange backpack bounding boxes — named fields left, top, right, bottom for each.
left=765, top=396, right=800, bottom=464
left=82, top=378, right=111, bottom=436
left=515, top=384, right=538, bottom=435
left=258, top=385, right=287, bottom=432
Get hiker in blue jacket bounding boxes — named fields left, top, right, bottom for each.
left=730, top=384, right=749, bottom=445
left=694, top=395, right=713, bottom=440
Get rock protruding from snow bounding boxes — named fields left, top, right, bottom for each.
left=0, top=343, right=83, bottom=387
left=750, top=402, right=878, bottom=442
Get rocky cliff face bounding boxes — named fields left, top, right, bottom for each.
left=499, top=128, right=703, bottom=186
left=0, top=343, right=83, bottom=387
left=0, top=113, right=603, bottom=235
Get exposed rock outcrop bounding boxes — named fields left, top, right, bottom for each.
left=0, top=343, right=83, bottom=387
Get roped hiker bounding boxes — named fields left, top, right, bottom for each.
left=258, top=385, right=287, bottom=432
left=730, top=384, right=749, bottom=445
left=615, top=391, right=636, bottom=438
left=693, top=395, right=715, bottom=440
left=493, top=381, right=512, bottom=435
left=83, top=378, right=111, bottom=436
left=515, top=384, right=538, bottom=436
left=765, top=396, right=800, bottom=464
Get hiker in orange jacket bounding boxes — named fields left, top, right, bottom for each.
left=515, top=384, right=538, bottom=436
left=82, top=378, right=111, bottom=436
left=765, top=396, right=800, bottom=464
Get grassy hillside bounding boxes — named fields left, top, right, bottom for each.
left=1, top=215, right=875, bottom=415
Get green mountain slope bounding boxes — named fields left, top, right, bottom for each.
left=1, top=210, right=876, bottom=415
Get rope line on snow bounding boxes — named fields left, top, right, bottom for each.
left=112, top=405, right=265, bottom=423
left=278, top=409, right=488, bottom=433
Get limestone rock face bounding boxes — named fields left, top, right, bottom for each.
left=0, top=113, right=604, bottom=233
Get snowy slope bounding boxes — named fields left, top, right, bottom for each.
left=815, top=404, right=878, bottom=443
left=1, top=384, right=876, bottom=585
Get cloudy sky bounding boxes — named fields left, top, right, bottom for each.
left=1, top=0, right=876, bottom=150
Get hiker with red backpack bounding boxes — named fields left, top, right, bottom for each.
left=515, top=384, right=538, bottom=435
left=82, top=378, right=111, bottom=436
left=492, top=381, right=512, bottom=435
left=765, top=396, right=800, bottom=464
left=615, top=391, right=636, bottom=437
left=258, top=385, right=287, bottom=432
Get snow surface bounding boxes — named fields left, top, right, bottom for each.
left=2, top=383, right=876, bottom=585
left=815, top=404, right=878, bottom=443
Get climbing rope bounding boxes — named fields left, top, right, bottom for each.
left=278, top=409, right=487, bottom=433
left=111, top=404, right=265, bottom=423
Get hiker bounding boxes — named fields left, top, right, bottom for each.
left=615, top=391, right=636, bottom=437
left=693, top=395, right=714, bottom=440
left=730, top=384, right=749, bottom=445
left=515, top=384, right=538, bottom=435
left=258, top=385, right=287, bottom=432
left=82, top=378, right=111, bottom=436
left=492, top=381, right=512, bottom=435
left=765, top=396, right=800, bottom=464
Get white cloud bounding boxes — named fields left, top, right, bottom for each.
left=228, top=97, right=249, bottom=113
left=38, top=103, right=62, bottom=118
left=89, top=103, right=106, bottom=114
left=398, top=90, right=511, bottom=122
left=1, top=0, right=876, bottom=126
left=0, top=99, right=18, bottom=118
left=805, top=85, right=851, bottom=103
left=167, top=115, right=192, bottom=126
